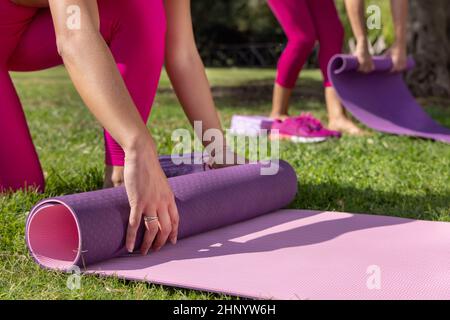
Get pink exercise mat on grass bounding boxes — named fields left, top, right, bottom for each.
left=88, top=210, right=450, bottom=300
left=26, top=162, right=450, bottom=299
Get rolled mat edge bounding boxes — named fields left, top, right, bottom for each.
left=329, top=54, right=415, bottom=75
left=26, top=160, right=298, bottom=270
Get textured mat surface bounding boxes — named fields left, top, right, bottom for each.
left=88, top=209, right=450, bottom=300
left=26, top=160, right=450, bottom=299
left=329, top=55, right=450, bottom=143
left=26, top=161, right=297, bottom=268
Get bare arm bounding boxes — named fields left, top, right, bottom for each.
left=13, top=0, right=153, bottom=155
left=389, top=0, right=408, bottom=71
left=48, top=0, right=150, bottom=151
left=44, top=0, right=178, bottom=253
left=164, top=0, right=236, bottom=165
left=344, top=0, right=374, bottom=72
left=391, top=0, right=408, bottom=47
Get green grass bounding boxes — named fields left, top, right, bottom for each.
left=1, top=67, right=449, bottom=299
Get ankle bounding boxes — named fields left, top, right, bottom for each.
left=270, top=113, right=289, bottom=120
left=328, top=115, right=348, bottom=123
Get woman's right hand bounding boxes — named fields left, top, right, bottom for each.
left=43, top=0, right=177, bottom=253
left=355, top=41, right=375, bottom=73
left=124, top=139, right=179, bottom=255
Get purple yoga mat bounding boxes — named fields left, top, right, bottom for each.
left=159, top=153, right=206, bottom=177
left=26, top=160, right=297, bottom=269
left=25, top=159, right=450, bottom=299
left=328, top=55, right=450, bottom=143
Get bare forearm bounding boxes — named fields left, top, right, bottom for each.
left=166, top=52, right=223, bottom=137
left=345, top=0, right=368, bottom=44
left=164, top=0, right=223, bottom=145
left=391, top=0, right=408, bottom=46
left=48, top=0, right=154, bottom=155
left=60, top=33, right=151, bottom=151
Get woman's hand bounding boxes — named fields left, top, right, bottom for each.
left=44, top=0, right=178, bottom=253
left=389, top=0, right=408, bottom=72
left=344, top=0, right=375, bottom=73
left=355, top=41, right=375, bottom=73
left=207, top=146, right=247, bottom=169
left=388, top=42, right=408, bottom=73
left=124, top=139, right=179, bottom=255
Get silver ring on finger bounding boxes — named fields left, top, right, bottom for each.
left=143, top=215, right=159, bottom=223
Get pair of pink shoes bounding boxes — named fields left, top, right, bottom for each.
left=271, top=113, right=341, bottom=143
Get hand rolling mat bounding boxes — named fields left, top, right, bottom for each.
left=159, top=153, right=206, bottom=177
left=26, top=161, right=297, bottom=268
left=328, top=55, right=450, bottom=143
left=26, top=161, right=450, bottom=299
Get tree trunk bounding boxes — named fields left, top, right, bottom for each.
left=406, top=0, right=450, bottom=98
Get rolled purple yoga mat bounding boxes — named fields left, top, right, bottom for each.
left=159, top=153, right=206, bottom=177
left=328, top=54, right=450, bottom=143
left=26, top=160, right=297, bottom=270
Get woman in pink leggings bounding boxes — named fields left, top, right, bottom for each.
left=1, top=0, right=229, bottom=255
left=2, top=0, right=166, bottom=192
left=268, top=0, right=362, bottom=135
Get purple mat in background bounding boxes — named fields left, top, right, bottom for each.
left=328, top=55, right=450, bottom=143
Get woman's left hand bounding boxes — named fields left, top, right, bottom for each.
left=206, top=146, right=247, bottom=169
left=389, top=43, right=408, bottom=73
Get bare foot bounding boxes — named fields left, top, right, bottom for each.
left=325, top=87, right=364, bottom=135
left=271, top=83, right=292, bottom=120
left=104, top=165, right=124, bottom=188
left=270, top=113, right=289, bottom=121
left=328, top=117, right=364, bottom=135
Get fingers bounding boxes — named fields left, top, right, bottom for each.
left=358, top=61, right=375, bottom=73
left=390, top=61, right=407, bottom=73
left=168, top=200, right=179, bottom=245
left=356, top=52, right=375, bottom=73
left=152, top=207, right=172, bottom=251
left=126, top=205, right=141, bottom=253
left=140, top=212, right=160, bottom=255
left=126, top=200, right=179, bottom=255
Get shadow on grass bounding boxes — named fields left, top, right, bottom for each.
left=291, top=181, right=450, bottom=221
left=159, top=78, right=326, bottom=109
left=211, top=78, right=324, bottom=105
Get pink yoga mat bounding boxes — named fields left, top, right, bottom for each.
left=328, top=55, right=450, bottom=143
left=26, top=162, right=450, bottom=299
left=87, top=210, right=450, bottom=300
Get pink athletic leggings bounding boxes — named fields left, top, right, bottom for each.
left=0, top=0, right=166, bottom=192
left=268, top=0, right=344, bottom=89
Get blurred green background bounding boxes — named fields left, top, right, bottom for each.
left=192, top=0, right=394, bottom=66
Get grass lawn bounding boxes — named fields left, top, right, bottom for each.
left=1, top=67, right=449, bottom=299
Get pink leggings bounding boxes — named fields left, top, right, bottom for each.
left=0, top=0, right=166, bottom=191
left=268, top=0, right=344, bottom=89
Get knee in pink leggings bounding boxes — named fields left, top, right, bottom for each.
left=0, top=0, right=165, bottom=192
left=268, top=0, right=344, bottom=89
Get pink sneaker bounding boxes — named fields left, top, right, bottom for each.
left=271, top=113, right=341, bottom=143
left=298, top=113, right=341, bottom=138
